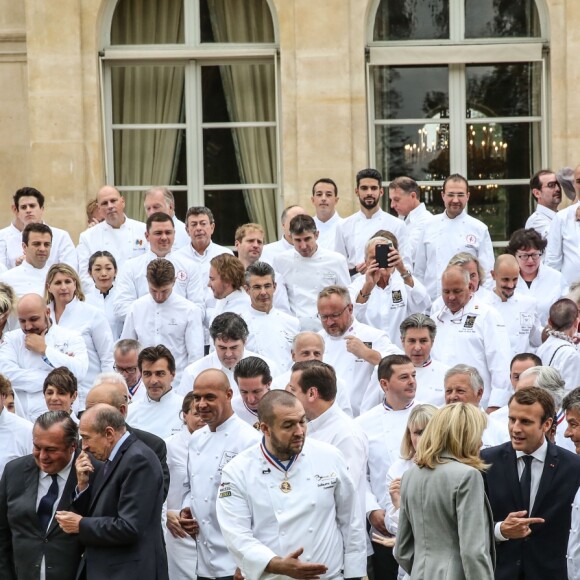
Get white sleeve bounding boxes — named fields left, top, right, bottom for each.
left=88, top=311, right=115, bottom=372
left=477, top=228, right=495, bottom=287
left=112, top=263, right=138, bottom=321
left=185, top=306, right=205, bottom=364
left=120, top=307, right=137, bottom=340
left=484, top=310, right=512, bottom=408
left=0, top=336, right=48, bottom=393
left=76, top=231, right=94, bottom=291
left=177, top=364, right=196, bottom=396
left=45, top=332, right=89, bottom=381
left=413, top=228, right=428, bottom=284
left=545, top=215, right=563, bottom=271
left=383, top=469, right=400, bottom=535
left=57, top=231, right=79, bottom=271
left=568, top=488, right=580, bottom=580
left=405, top=277, right=432, bottom=314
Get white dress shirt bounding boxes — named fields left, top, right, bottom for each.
left=537, top=334, right=580, bottom=392
left=121, top=292, right=204, bottom=387
left=0, top=408, right=33, bottom=478
left=244, top=306, right=300, bottom=372
left=216, top=438, right=368, bottom=580
left=182, top=414, right=260, bottom=578
left=335, top=209, right=410, bottom=270
left=313, top=212, right=343, bottom=251
left=0, top=222, right=78, bottom=270
left=545, top=202, right=580, bottom=286
left=127, top=389, right=184, bottom=439
left=431, top=295, right=512, bottom=408
left=76, top=216, right=148, bottom=290
left=568, top=486, right=580, bottom=580
left=274, top=247, right=351, bottom=331
left=525, top=205, right=556, bottom=239
left=414, top=210, right=495, bottom=300
left=0, top=261, right=51, bottom=297
left=0, top=325, right=89, bottom=422
left=404, top=203, right=435, bottom=266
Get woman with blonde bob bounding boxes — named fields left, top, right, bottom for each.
left=395, top=403, right=495, bottom=579
left=45, top=263, right=114, bottom=410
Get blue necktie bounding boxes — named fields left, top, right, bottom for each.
left=520, top=455, right=533, bottom=514
left=37, top=474, right=59, bottom=531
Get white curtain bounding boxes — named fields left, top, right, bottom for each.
left=111, top=0, right=185, bottom=222
left=207, top=0, right=278, bottom=242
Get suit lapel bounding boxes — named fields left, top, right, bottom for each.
left=531, top=441, right=558, bottom=517
left=22, top=459, right=43, bottom=535
left=503, top=444, right=524, bottom=508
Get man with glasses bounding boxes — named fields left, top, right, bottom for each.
left=414, top=173, right=495, bottom=300
left=525, top=169, right=562, bottom=239
left=113, top=339, right=145, bottom=403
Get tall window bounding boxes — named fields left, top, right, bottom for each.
left=368, top=0, right=547, bottom=242
left=101, top=0, right=279, bottom=243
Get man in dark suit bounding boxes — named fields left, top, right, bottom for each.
left=56, top=403, right=168, bottom=580
left=0, top=411, right=90, bottom=580
left=85, top=372, right=169, bottom=499
left=481, top=386, right=580, bottom=580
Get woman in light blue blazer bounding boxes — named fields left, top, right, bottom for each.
left=395, top=403, right=495, bottom=580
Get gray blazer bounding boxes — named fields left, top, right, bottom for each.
left=395, top=456, right=495, bottom=580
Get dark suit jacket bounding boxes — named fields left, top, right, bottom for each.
left=481, top=441, right=580, bottom=580
left=0, top=451, right=87, bottom=580
left=74, top=433, right=168, bottom=580
left=127, top=424, right=169, bottom=500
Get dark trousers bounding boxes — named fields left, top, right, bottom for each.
left=370, top=541, right=399, bottom=580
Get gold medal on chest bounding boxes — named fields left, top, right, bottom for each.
left=280, top=480, right=292, bottom=493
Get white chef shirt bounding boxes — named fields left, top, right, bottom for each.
left=0, top=222, right=77, bottom=270
left=321, top=319, right=402, bottom=416
left=85, top=284, right=124, bottom=340
left=568, top=487, right=580, bottom=580
left=525, top=205, right=556, bottom=240
left=172, top=216, right=190, bottom=250
left=0, top=261, right=51, bottom=297
left=208, top=289, right=251, bottom=329
left=349, top=272, right=431, bottom=347
left=182, top=414, right=260, bottom=578
left=0, top=408, right=33, bottom=478
left=414, top=209, right=495, bottom=300
left=313, top=212, right=343, bottom=251
left=431, top=295, right=512, bottom=408
left=273, top=247, right=350, bottom=331
left=231, top=396, right=261, bottom=428
left=383, top=457, right=414, bottom=535
left=335, top=209, right=410, bottom=270
left=537, top=335, right=580, bottom=392
left=404, top=203, right=435, bottom=267
left=76, top=216, right=148, bottom=290
left=216, top=438, right=368, bottom=580
left=121, top=292, right=204, bottom=387
left=415, top=358, right=448, bottom=406
left=545, top=202, right=580, bottom=286
left=127, top=389, right=184, bottom=439
left=481, top=413, right=510, bottom=449
left=261, top=237, right=294, bottom=266
left=244, top=306, right=300, bottom=372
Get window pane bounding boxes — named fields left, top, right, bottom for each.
left=200, top=0, right=275, bottom=43
left=111, top=0, right=184, bottom=45
left=465, top=0, right=541, bottom=39
left=373, top=0, right=449, bottom=41
left=466, top=63, right=541, bottom=118
left=466, top=122, right=540, bottom=180
left=204, top=127, right=276, bottom=185
left=202, top=64, right=276, bottom=123
left=113, top=129, right=186, bottom=186
left=375, top=123, right=450, bottom=181
left=112, top=66, right=185, bottom=125
left=204, top=190, right=252, bottom=245
left=374, top=66, right=448, bottom=120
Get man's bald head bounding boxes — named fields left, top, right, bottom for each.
left=86, top=382, right=129, bottom=417
left=192, top=368, right=233, bottom=431
left=492, top=254, right=520, bottom=301
left=17, top=293, right=50, bottom=335
left=18, top=293, right=45, bottom=313
left=441, top=265, right=471, bottom=314
left=194, top=368, right=231, bottom=392
left=494, top=253, right=518, bottom=271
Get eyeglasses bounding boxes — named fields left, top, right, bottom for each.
left=541, top=181, right=560, bottom=189
left=317, top=305, right=349, bottom=322
left=113, top=365, right=138, bottom=375
left=515, top=252, right=543, bottom=261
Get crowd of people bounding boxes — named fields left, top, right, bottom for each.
left=1, top=166, right=580, bottom=579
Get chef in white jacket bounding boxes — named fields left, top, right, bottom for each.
left=0, top=294, right=88, bottom=422
left=216, top=390, right=367, bottom=580
left=179, top=369, right=260, bottom=580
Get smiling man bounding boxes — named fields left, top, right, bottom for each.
left=232, top=356, right=272, bottom=427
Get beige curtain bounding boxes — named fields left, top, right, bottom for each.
left=207, top=0, right=278, bottom=242
left=111, top=0, right=185, bottom=222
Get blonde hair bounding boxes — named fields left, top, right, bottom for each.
left=415, top=403, right=488, bottom=472
left=0, top=282, right=17, bottom=315
left=400, top=404, right=438, bottom=460
left=45, top=263, right=85, bottom=304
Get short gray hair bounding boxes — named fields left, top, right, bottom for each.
left=520, top=366, right=566, bottom=408
left=444, top=364, right=483, bottom=394
left=400, top=313, right=437, bottom=341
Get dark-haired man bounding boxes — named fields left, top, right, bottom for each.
left=525, top=169, right=561, bottom=239
left=311, top=178, right=343, bottom=250
left=232, top=356, right=272, bottom=427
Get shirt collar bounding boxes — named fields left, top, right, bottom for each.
left=515, top=437, right=548, bottom=463
left=40, top=454, right=74, bottom=482
left=108, top=431, right=131, bottom=462
left=535, top=205, right=556, bottom=219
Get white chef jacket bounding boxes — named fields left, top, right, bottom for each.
left=85, top=284, right=124, bottom=340
left=121, top=292, right=204, bottom=387
left=0, top=222, right=77, bottom=270
left=182, top=414, right=260, bottom=578
left=0, top=325, right=88, bottom=422
left=414, top=210, right=495, bottom=300
left=525, top=205, right=556, bottom=240
left=482, top=412, right=510, bottom=449
left=537, top=335, right=580, bottom=392
left=383, top=457, right=413, bottom=535
left=172, top=216, right=190, bottom=250
left=545, top=202, right=580, bottom=286
left=568, top=487, right=580, bottom=580
left=164, top=425, right=197, bottom=580
left=261, top=237, right=294, bottom=266
left=515, top=264, right=568, bottom=326
left=175, top=240, right=233, bottom=273
left=0, top=408, right=33, bottom=478
left=177, top=349, right=279, bottom=397
left=320, top=319, right=402, bottom=417
left=313, top=212, right=344, bottom=251
left=356, top=400, right=418, bottom=534
left=404, top=203, right=435, bottom=267
left=430, top=284, right=494, bottom=315
left=486, top=292, right=543, bottom=358
left=244, top=306, right=300, bottom=372
left=50, top=298, right=115, bottom=410
left=216, top=438, right=368, bottom=580
left=349, top=272, right=431, bottom=347
left=271, top=369, right=353, bottom=417
left=232, top=396, right=261, bottom=428
left=76, top=216, right=148, bottom=291
left=431, top=295, right=511, bottom=408
left=113, top=249, right=205, bottom=320
left=127, top=389, right=184, bottom=439
left=0, top=261, right=51, bottom=297
left=273, top=247, right=350, bottom=331
left=335, top=209, right=410, bottom=271
left=208, top=289, right=251, bottom=329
